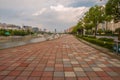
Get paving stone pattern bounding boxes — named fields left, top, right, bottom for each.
left=0, top=35, right=120, bottom=80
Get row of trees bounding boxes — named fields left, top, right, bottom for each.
left=72, top=0, right=120, bottom=37
left=0, top=29, right=33, bottom=36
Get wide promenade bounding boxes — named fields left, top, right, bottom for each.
left=0, top=35, right=120, bottom=80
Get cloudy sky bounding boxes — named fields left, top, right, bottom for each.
left=0, top=0, right=107, bottom=32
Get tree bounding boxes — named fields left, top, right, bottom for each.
left=72, top=21, right=83, bottom=35
left=105, top=0, right=120, bottom=22
left=83, top=5, right=105, bottom=36
left=104, top=14, right=112, bottom=30
left=105, top=0, right=120, bottom=40
left=77, top=22, right=84, bottom=35
left=72, top=25, right=79, bottom=34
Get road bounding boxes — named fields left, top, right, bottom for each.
left=0, top=35, right=120, bottom=80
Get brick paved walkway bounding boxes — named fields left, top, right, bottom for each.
left=0, top=35, right=120, bottom=80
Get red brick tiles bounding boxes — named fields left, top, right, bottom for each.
left=0, top=35, right=120, bottom=80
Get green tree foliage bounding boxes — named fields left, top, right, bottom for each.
left=72, top=21, right=83, bottom=35
left=105, top=0, right=120, bottom=22
left=83, top=12, right=94, bottom=30
left=73, top=0, right=120, bottom=36
left=0, top=29, right=33, bottom=36
left=88, top=5, right=104, bottom=23
left=83, top=5, right=105, bottom=36
left=97, top=29, right=104, bottom=34
left=72, top=5, right=104, bottom=36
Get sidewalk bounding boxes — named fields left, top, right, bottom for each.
left=0, top=35, right=120, bottom=80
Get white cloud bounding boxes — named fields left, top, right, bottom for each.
left=50, top=5, right=69, bottom=12
left=50, top=4, right=89, bottom=22
left=32, top=8, right=47, bottom=16
left=0, top=0, right=107, bottom=32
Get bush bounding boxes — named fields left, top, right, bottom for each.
left=98, top=38, right=114, bottom=42
left=0, top=29, right=33, bottom=36
left=97, top=29, right=104, bottom=34
left=115, top=27, right=120, bottom=32
left=82, top=37, right=113, bottom=50
left=105, top=30, right=112, bottom=35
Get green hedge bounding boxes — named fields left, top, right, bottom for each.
left=0, top=29, right=33, bottom=36
left=98, top=38, right=114, bottom=42
left=81, top=37, right=113, bottom=50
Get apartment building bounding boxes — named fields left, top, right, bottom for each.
left=98, top=21, right=120, bottom=32
left=0, top=23, right=21, bottom=30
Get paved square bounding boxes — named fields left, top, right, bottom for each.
left=65, top=72, right=76, bottom=77
left=54, top=72, right=64, bottom=77
left=73, top=67, right=84, bottom=71
left=0, top=35, right=120, bottom=80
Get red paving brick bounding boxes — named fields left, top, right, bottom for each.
left=31, top=71, right=43, bottom=77
left=8, top=70, right=21, bottom=76
left=0, top=34, right=120, bottom=80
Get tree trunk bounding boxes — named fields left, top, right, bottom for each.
left=95, top=21, right=98, bottom=37
left=106, top=21, right=108, bottom=30
left=82, top=28, right=85, bottom=36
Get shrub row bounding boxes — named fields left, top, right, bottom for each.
left=98, top=38, right=114, bottom=42
left=79, top=36, right=114, bottom=50
left=0, top=29, right=33, bottom=36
